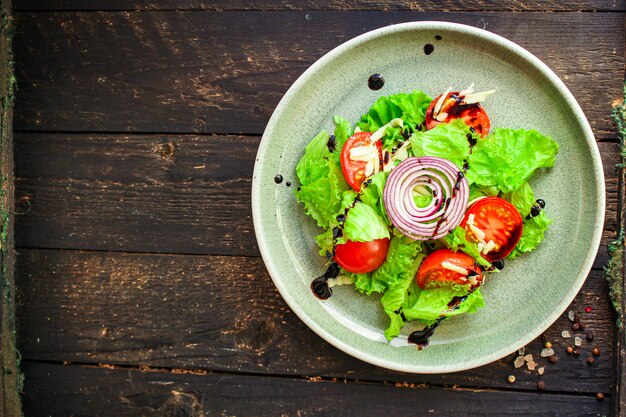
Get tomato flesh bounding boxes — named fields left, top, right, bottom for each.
left=340, top=131, right=381, bottom=191
left=460, top=197, right=523, bottom=262
left=334, top=238, right=390, bottom=274
left=425, top=92, right=491, bottom=138
left=416, top=249, right=482, bottom=289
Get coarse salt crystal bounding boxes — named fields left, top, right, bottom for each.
left=568, top=310, right=575, bottom=321
left=561, top=330, right=571, bottom=338
left=527, top=361, right=537, bottom=371
left=574, top=337, right=582, bottom=347
left=540, top=348, right=554, bottom=357
left=538, top=367, right=545, bottom=375
left=518, top=347, right=525, bottom=356
left=514, top=356, right=525, bottom=368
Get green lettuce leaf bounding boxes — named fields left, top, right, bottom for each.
left=403, top=287, right=485, bottom=326
left=330, top=116, right=354, bottom=166
left=359, top=171, right=390, bottom=225
left=466, top=128, right=559, bottom=192
left=409, top=119, right=472, bottom=168
left=501, top=181, right=535, bottom=218
left=343, top=202, right=390, bottom=242
left=296, top=130, right=332, bottom=186
left=380, top=246, right=426, bottom=340
left=295, top=161, right=349, bottom=228
left=443, top=226, right=491, bottom=267
left=357, top=90, right=432, bottom=133
left=315, top=228, right=333, bottom=257
left=509, top=211, right=553, bottom=258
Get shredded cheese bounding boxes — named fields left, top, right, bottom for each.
left=470, top=224, right=486, bottom=241
left=464, top=89, right=496, bottom=104
left=482, top=240, right=496, bottom=254
left=467, top=213, right=475, bottom=226
left=459, top=83, right=475, bottom=96
left=328, top=275, right=353, bottom=288
left=434, top=111, right=448, bottom=122
left=434, top=87, right=452, bottom=116
left=441, top=261, right=468, bottom=275
left=371, top=118, right=404, bottom=141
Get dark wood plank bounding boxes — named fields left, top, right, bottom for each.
left=12, top=0, right=626, bottom=11
left=15, top=248, right=615, bottom=394
left=13, top=134, right=621, bottom=266
left=12, top=11, right=624, bottom=137
left=0, top=0, right=22, bottom=415
left=21, top=361, right=612, bottom=417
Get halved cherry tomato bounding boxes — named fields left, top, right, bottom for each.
left=425, top=92, right=491, bottom=138
left=416, top=249, right=482, bottom=289
left=340, top=131, right=382, bottom=191
left=334, top=238, right=389, bottom=274
left=460, top=197, right=523, bottom=262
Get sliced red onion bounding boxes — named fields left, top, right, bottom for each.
left=383, top=157, right=469, bottom=240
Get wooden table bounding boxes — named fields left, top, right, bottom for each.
left=10, top=1, right=626, bottom=415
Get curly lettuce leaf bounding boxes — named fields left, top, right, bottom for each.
left=357, top=90, right=432, bottom=133
left=402, top=287, right=485, bottom=326
left=359, top=171, right=390, bottom=225
left=501, top=181, right=535, bottom=218
left=295, top=161, right=349, bottom=228
left=443, top=226, right=491, bottom=267
left=509, top=211, right=552, bottom=258
left=343, top=202, right=390, bottom=242
left=350, top=236, right=422, bottom=296
left=466, top=128, right=559, bottom=192
left=409, top=118, right=472, bottom=169
left=296, top=130, right=332, bottom=186
left=330, top=116, right=354, bottom=166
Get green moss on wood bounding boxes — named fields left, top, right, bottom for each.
left=605, top=80, right=626, bottom=323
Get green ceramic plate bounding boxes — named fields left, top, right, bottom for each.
left=251, top=22, right=604, bottom=373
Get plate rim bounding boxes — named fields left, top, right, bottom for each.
left=251, top=21, right=605, bottom=373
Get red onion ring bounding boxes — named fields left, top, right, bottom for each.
left=383, top=156, right=469, bottom=240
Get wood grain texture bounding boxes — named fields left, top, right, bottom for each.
left=0, top=0, right=22, bottom=415
left=13, top=134, right=622, bottom=267
left=12, top=0, right=626, bottom=12
left=12, top=11, right=624, bottom=137
left=21, top=361, right=612, bottom=417
left=15, top=248, right=614, bottom=394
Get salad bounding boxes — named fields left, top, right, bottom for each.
left=294, top=86, right=559, bottom=346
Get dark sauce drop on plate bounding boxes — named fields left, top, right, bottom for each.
left=274, top=174, right=283, bottom=184
left=311, top=262, right=340, bottom=300
left=408, top=317, right=445, bottom=347
left=368, top=73, right=385, bottom=90
left=408, top=295, right=470, bottom=347
left=423, top=44, right=435, bottom=55
left=435, top=35, right=443, bottom=40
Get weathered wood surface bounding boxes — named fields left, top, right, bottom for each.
left=12, top=12, right=624, bottom=138
left=0, top=0, right=21, bottom=415
left=20, top=361, right=612, bottom=417
left=13, top=134, right=622, bottom=268
left=15, top=249, right=614, bottom=394
left=13, top=0, right=626, bottom=11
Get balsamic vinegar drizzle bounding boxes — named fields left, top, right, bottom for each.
left=311, top=262, right=340, bottom=300
left=368, top=74, right=385, bottom=90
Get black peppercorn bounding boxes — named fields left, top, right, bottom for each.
left=586, top=332, right=594, bottom=342
left=573, top=348, right=581, bottom=356
left=596, top=393, right=604, bottom=401
left=572, top=322, right=580, bottom=331
left=587, top=356, right=595, bottom=365
left=549, top=355, right=559, bottom=363
left=537, top=381, right=546, bottom=390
